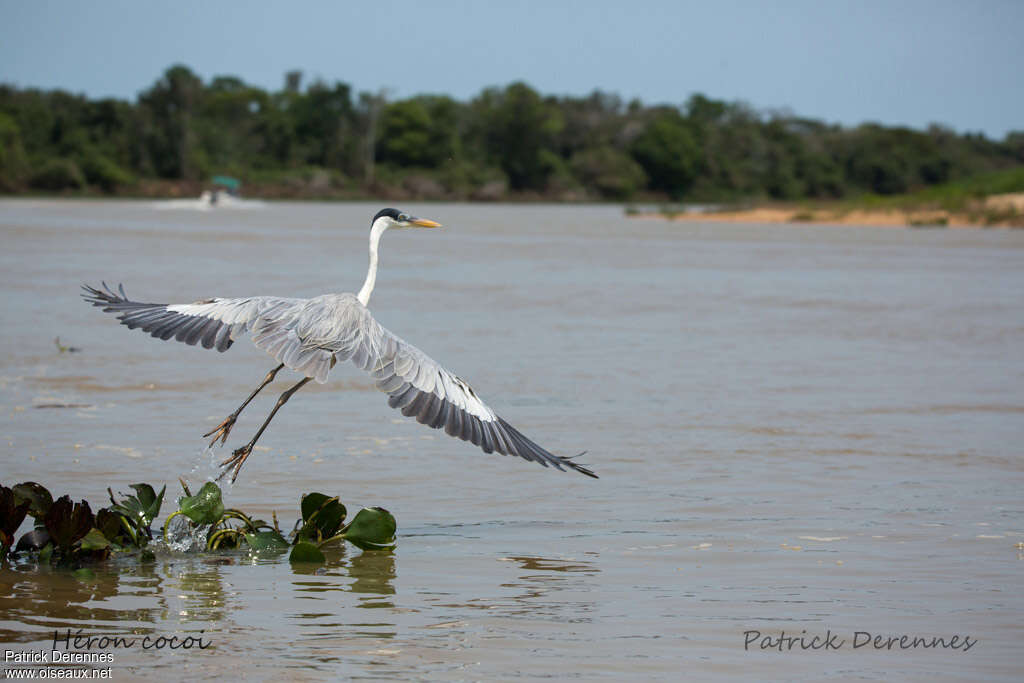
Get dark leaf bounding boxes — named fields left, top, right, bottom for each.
left=12, top=482, right=53, bottom=520
left=0, top=485, right=31, bottom=544
left=297, top=492, right=346, bottom=543
left=44, top=496, right=94, bottom=553
left=95, top=508, right=126, bottom=543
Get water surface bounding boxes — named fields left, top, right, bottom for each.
left=1, top=200, right=1022, bottom=679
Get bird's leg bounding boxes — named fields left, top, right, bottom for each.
left=204, top=363, right=285, bottom=447
left=217, top=375, right=312, bottom=483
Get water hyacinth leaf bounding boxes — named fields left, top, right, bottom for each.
left=129, top=483, right=165, bottom=526
left=0, top=485, right=31, bottom=548
left=177, top=482, right=224, bottom=525
left=245, top=530, right=290, bottom=553
left=340, top=507, right=397, bottom=550
left=111, top=483, right=165, bottom=531
left=12, top=482, right=53, bottom=520
left=44, top=496, right=94, bottom=553
left=94, top=508, right=125, bottom=543
left=298, top=493, right=347, bottom=542
left=300, top=493, right=330, bottom=522
left=289, top=541, right=326, bottom=563
left=80, top=527, right=111, bottom=551
left=301, top=493, right=347, bottom=530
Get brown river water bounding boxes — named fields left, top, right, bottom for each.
left=1, top=200, right=1022, bottom=680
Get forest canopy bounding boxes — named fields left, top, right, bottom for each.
left=1, top=64, right=1022, bottom=201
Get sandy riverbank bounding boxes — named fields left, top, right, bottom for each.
left=646, top=193, right=1024, bottom=228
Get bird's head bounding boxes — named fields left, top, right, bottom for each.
left=371, top=207, right=442, bottom=232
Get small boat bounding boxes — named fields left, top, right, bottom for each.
left=153, top=177, right=265, bottom=211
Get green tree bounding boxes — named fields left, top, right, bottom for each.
left=138, top=65, right=204, bottom=179
left=570, top=146, right=646, bottom=199
left=290, top=81, right=356, bottom=171
left=631, top=109, right=700, bottom=198
left=0, top=112, right=29, bottom=190
left=470, top=82, right=564, bottom=191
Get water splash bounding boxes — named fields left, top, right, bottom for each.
left=163, top=513, right=211, bottom=553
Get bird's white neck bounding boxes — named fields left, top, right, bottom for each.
left=357, top=221, right=387, bottom=306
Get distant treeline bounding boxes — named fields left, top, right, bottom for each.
left=1, top=64, right=1023, bottom=201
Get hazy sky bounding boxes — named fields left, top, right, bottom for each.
left=3, top=0, right=1022, bottom=138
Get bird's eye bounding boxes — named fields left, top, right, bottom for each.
left=398, top=213, right=409, bottom=222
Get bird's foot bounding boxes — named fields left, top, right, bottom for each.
left=203, top=414, right=238, bottom=447
left=217, top=444, right=253, bottom=483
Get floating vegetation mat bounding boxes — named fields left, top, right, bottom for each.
left=0, top=480, right=396, bottom=574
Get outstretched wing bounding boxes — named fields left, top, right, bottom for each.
left=83, top=283, right=399, bottom=385
left=352, top=309, right=598, bottom=478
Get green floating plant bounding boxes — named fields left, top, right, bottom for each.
left=295, top=493, right=348, bottom=544
left=177, top=482, right=224, bottom=525
left=1, top=481, right=165, bottom=568
left=288, top=541, right=326, bottom=563
left=45, top=496, right=94, bottom=561
left=161, top=483, right=397, bottom=563
left=334, top=507, right=397, bottom=551
left=289, top=493, right=396, bottom=558
left=1, top=480, right=397, bottom=569
left=109, top=484, right=165, bottom=535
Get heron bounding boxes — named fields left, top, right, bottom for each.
left=82, top=208, right=596, bottom=483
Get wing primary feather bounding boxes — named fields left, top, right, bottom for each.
left=479, top=422, right=495, bottom=454
left=490, top=421, right=512, bottom=455
left=445, top=404, right=462, bottom=437
left=184, top=318, right=215, bottom=346
left=429, top=399, right=450, bottom=429
left=174, top=316, right=207, bottom=343
left=199, top=319, right=223, bottom=349
left=496, top=417, right=598, bottom=478
left=401, top=391, right=428, bottom=418
left=468, top=416, right=482, bottom=446
left=418, top=393, right=443, bottom=425
left=458, top=412, right=474, bottom=442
